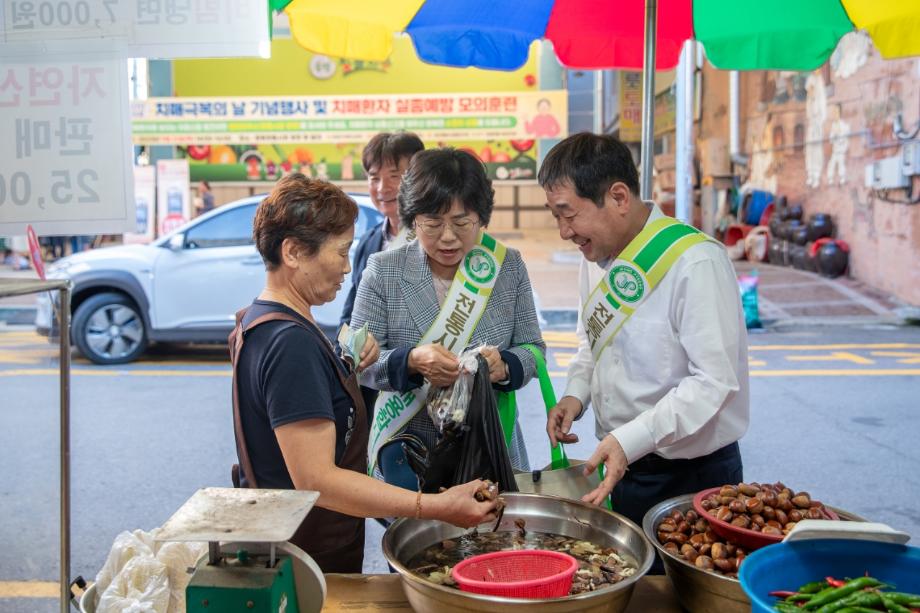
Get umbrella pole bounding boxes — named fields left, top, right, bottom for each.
left=640, top=0, right=657, bottom=200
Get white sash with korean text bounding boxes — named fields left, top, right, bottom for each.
left=582, top=217, right=714, bottom=362
left=368, top=232, right=507, bottom=474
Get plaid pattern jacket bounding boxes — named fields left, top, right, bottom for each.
left=350, top=239, right=545, bottom=470
left=352, top=239, right=544, bottom=390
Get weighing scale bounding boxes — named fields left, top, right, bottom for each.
left=156, top=487, right=326, bottom=613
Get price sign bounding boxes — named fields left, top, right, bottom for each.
left=0, top=0, right=269, bottom=59
left=0, top=55, right=134, bottom=235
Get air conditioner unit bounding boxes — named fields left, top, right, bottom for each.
left=872, top=156, right=910, bottom=189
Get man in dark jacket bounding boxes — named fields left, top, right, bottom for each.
left=341, top=132, right=424, bottom=326
left=341, top=132, right=424, bottom=424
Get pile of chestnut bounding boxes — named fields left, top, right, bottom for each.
left=655, top=508, right=745, bottom=578
left=700, top=482, right=832, bottom=536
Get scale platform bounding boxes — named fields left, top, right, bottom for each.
left=157, top=487, right=320, bottom=544
left=158, top=487, right=326, bottom=613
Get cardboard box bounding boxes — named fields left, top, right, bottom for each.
left=699, top=137, right=730, bottom=177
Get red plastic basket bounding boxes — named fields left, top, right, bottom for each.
left=451, top=550, right=579, bottom=599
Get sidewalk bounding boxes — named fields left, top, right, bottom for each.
left=495, top=228, right=914, bottom=329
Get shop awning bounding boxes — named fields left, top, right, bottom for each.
left=281, top=0, right=920, bottom=71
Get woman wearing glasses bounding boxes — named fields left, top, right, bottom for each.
left=350, top=148, right=546, bottom=490
left=230, top=174, right=501, bottom=573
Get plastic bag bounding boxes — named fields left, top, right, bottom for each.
left=414, top=353, right=518, bottom=493
left=97, top=556, right=170, bottom=613
left=94, top=530, right=157, bottom=604
left=426, top=347, right=480, bottom=433
left=738, top=272, right=762, bottom=329
left=453, top=353, right=518, bottom=493
left=156, top=541, right=207, bottom=613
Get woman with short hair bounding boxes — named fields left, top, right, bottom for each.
left=351, top=148, right=546, bottom=491
left=230, top=173, right=499, bottom=573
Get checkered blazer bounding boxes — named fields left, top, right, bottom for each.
left=351, top=239, right=545, bottom=392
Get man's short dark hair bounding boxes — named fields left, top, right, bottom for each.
left=398, top=148, right=494, bottom=228
left=537, top=132, right=640, bottom=206
left=362, top=132, right=425, bottom=173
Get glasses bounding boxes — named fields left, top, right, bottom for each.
left=414, top=217, right=479, bottom=238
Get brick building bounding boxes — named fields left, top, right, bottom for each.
left=697, top=34, right=920, bottom=307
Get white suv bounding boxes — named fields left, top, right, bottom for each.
left=35, top=194, right=382, bottom=364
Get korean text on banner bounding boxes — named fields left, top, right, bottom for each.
left=0, top=0, right=270, bottom=59
left=156, top=159, right=191, bottom=237
left=125, top=165, right=156, bottom=244
left=131, top=90, right=569, bottom=144
left=0, top=56, right=135, bottom=236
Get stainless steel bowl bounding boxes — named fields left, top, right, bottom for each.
left=642, top=495, right=870, bottom=613
left=383, top=492, right=655, bottom=612
left=643, top=494, right=750, bottom=613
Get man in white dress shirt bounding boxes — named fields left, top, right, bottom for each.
left=539, top=133, right=749, bottom=528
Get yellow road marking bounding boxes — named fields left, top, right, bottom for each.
left=751, top=343, right=920, bottom=351
left=0, top=580, right=59, bottom=598
left=786, top=352, right=874, bottom=365
left=870, top=351, right=920, bottom=364
left=748, top=359, right=767, bottom=366
left=554, top=352, right=575, bottom=367
left=0, top=368, right=230, bottom=377
left=547, top=369, right=920, bottom=378
left=750, top=369, right=920, bottom=376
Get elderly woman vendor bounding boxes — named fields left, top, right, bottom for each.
left=350, top=148, right=546, bottom=490
left=230, top=174, right=499, bottom=573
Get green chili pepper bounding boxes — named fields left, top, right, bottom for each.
left=881, top=595, right=912, bottom=613
left=787, top=593, right=815, bottom=603
left=884, top=593, right=920, bottom=606
left=804, top=577, right=884, bottom=610
left=799, top=581, right=830, bottom=594
left=774, top=603, right=805, bottom=613
left=816, top=592, right=882, bottom=613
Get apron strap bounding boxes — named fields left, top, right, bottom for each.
left=230, top=308, right=368, bottom=490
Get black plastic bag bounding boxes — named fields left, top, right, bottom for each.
left=412, top=354, right=518, bottom=493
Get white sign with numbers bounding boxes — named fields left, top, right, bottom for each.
left=0, top=0, right=269, bottom=58
left=0, top=55, right=134, bottom=236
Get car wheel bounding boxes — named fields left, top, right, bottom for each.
left=72, top=292, right=148, bottom=364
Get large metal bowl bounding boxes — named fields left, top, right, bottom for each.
left=643, top=495, right=870, bottom=613
left=383, top=492, right=655, bottom=612
left=643, top=494, right=750, bottom=613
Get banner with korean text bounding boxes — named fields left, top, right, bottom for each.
left=130, top=90, right=569, bottom=144
left=0, top=55, right=135, bottom=235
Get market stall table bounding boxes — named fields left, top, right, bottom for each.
left=322, top=574, right=683, bottom=612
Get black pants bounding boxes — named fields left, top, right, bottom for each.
left=610, top=442, right=743, bottom=574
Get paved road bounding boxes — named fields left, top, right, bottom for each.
left=2, top=323, right=920, bottom=611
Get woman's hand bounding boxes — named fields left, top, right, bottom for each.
left=358, top=333, right=379, bottom=371
left=408, top=343, right=460, bottom=387
left=430, top=480, right=499, bottom=528
left=479, top=346, right=509, bottom=383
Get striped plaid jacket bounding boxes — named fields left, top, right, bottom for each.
left=350, top=239, right=545, bottom=470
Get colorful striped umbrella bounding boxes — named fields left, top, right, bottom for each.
left=282, top=0, right=920, bottom=71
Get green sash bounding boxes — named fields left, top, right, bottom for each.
left=368, top=231, right=507, bottom=474
left=582, top=217, right=714, bottom=362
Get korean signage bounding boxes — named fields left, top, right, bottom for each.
left=0, top=0, right=269, bottom=58
left=124, top=165, right=155, bottom=244
left=155, top=159, right=190, bottom=236
left=618, top=71, right=678, bottom=141
left=130, top=91, right=569, bottom=144
left=0, top=56, right=134, bottom=236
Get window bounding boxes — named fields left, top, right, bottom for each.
left=356, top=204, right=383, bottom=238
left=185, top=204, right=257, bottom=249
